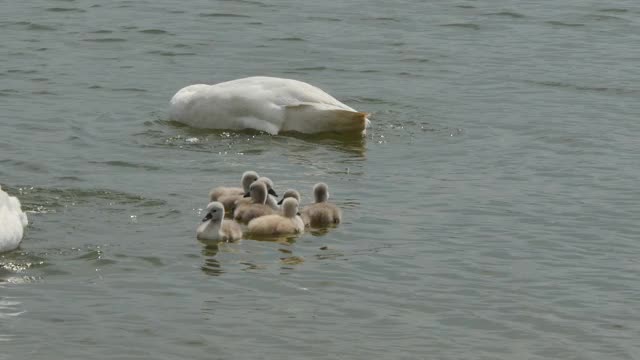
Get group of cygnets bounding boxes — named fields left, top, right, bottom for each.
left=196, top=171, right=342, bottom=241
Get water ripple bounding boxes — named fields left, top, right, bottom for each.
left=526, top=80, right=640, bottom=95
left=82, top=38, right=127, bottom=42
left=138, top=29, right=169, bottom=34
left=26, top=23, right=57, bottom=31
left=268, top=37, right=305, bottom=42
left=147, top=50, right=196, bottom=56
left=307, top=16, right=342, bottom=22
left=46, top=7, right=86, bottom=13
left=88, top=160, right=162, bottom=171
left=0, top=299, right=24, bottom=318
left=199, top=12, right=251, bottom=18
left=111, top=87, right=148, bottom=92
left=218, top=0, right=270, bottom=5
left=583, top=14, right=627, bottom=22
left=545, top=20, right=585, bottom=27
left=598, top=8, right=628, bottom=13
left=440, top=23, right=480, bottom=30
left=14, top=186, right=167, bottom=211
left=485, top=11, right=526, bottom=18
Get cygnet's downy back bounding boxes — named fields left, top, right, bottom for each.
left=278, top=189, right=309, bottom=226
left=247, top=197, right=304, bottom=235
left=302, top=182, right=341, bottom=227
left=232, top=176, right=279, bottom=212
left=233, top=181, right=275, bottom=223
left=210, top=170, right=260, bottom=212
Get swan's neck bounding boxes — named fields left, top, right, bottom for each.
left=314, top=192, right=328, bottom=203
left=266, top=195, right=279, bottom=210
left=198, top=219, right=221, bottom=239
left=252, top=193, right=267, bottom=205
left=242, top=181, right=253, bottom=193
left=282, top=206, right=298, bottom=218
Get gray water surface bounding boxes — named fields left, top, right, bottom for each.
left=2, top=0, right=640, bottom=359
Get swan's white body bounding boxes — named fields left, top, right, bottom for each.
left=0, top=186, right=28, bottom=253
left=170, top=76, right=370, bottom=135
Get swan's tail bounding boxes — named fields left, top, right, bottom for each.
left=283, top=103, right=370, bottom=134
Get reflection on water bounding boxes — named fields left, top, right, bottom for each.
left=0, top=298, right=24, bottom=319
left=198, top=232, right=312, bottom=276
left=279, top=255, right=304, bottom=266
left=200, top=242, right=222, bottom=276
left=200, top=257, right=222, bottom=277
left=159, top=119, right=368, bottom=157
left=242, top=232, right=300, bottom=245
left=308, top=226, right=337, bottom=237
left=0, top=250, right=47, bottom=283
left=283, top=130, right=368, bottom=157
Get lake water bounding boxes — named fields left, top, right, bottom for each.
left=2, top=0, right=640, bottom=358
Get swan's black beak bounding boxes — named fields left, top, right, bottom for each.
left=277, top=198, right=284, bottom=205
left=297, top=212, right=301, bottom=216
left=268, top=188, right=278, bottom=197
left=202, top=212, right=213, bottom=222
left=243, top=192, right=250, bottom=198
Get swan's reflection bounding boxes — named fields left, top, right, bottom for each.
left=198, top=207, right=346, bottom=276
left=242, top=232, right=299, bottom=245
left=163, top=121, right=369, bottom=158
left=198, top=233, right=308, bottom=276
left=199, top=240, right=223, bottom=276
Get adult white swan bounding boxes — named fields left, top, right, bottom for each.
left=0, top=186, right=28, bottom=253
left=169, top=76, right=371, bottom=135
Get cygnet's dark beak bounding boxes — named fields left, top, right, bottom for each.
left=268, top=188, right=278, bottom=197
left=202, top=212, right=213, bottom=222
left=243, top=192, right=250, bottom=198
left=297, top=212, right=301, bottom=216
left=277, top=198, right=284, bottom=205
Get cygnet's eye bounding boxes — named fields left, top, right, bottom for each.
left=212, top=210, right=217, bottom=213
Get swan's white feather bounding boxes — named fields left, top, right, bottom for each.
left=0, top=186, right=28, bottom=253
left=170, top=76, right=370, bottom=134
